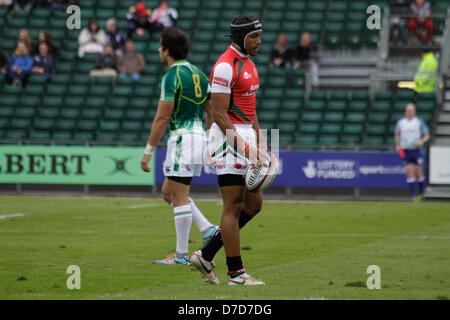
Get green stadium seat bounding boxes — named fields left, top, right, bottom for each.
left=119, top=132, right=140, bottom=142
left=28, top=74, right=48, bottom=85
left=366, top=125, right=386, bottom=136
left=20, top=96, right=41, bottom=108
left=85, top=96, right=106, bottom=109
left=342, top=124, right=364, bottom=135
left=264, top=88, right=284, bottom=99
left=259, top=111, right=278, bottom=122
left=300, top=123, right=320, bottom=134
left=46, top=84, right=67, bottom=96
left=416, top=101, right=435, bottom=112
left=395, top=89, right=416, bottom=100
left=112, top=85, right=134, bottom=97
left=341, top=135, right=361, bottom=144
left=327, top=101, right=347, bottom=111
left=126, top=109, right=146, bottom=120
left=323, top=112, right=344, bottom=122
left=368, top=113, right=389, bottom=123
left=68, top=85, right=89, bottom=96
left=284, top=89, right=304, bottom=101
left=60, top=108, right=80, bottom=119
left=278, top=111, right=299, bottom=123
left=372, top=101, right=391, bottom=112
left=283, top=99, right=302, bottom=111
left=3, top=85, right=23, bottom=95
left=346, top=112, right=366, bottom=123
left=6, top=130, right=27, bottom=140
left=64, top=96, right=85, bottom=108
left=122, top=120, right=142, bottom=131
left=80, top=109, right=102, bottom=120
left=130, top=98, right=152, bottom=109
left=302, top=111, right=322, bottom=122
left=52, top=131, right=73, bottom=141
left=15, top=107, right=36, bottom=118
left=100, top=120, right=121, bottom=132
left=73, top=132, right=94, bottom=141
left=318, top=135, right=339, bottom=145
left=39, top=107, right=59, bottom=118
left=296, top=135, right=317, bottom=145
left=89, top=85, right=110, bottom=96
left=55, top=120, right=76, bottom=131
left=109, top=97, right=129, bottom=109
left=10, top=118, right=31, bottom=130
left=0, top=95, right=19, bottom=107
left=307, top=100, right=326, bottom=111
left=104, top=109, right=125, bottom=120
left=349, top=101, right=368, bottom=112
left=30, top=131, right=51, bottom=141
left=78, top=120, right=97, bottom=131
left=321, top=123, right=341, bottom=134
left=34, top=118, right=54, bottom=130
left=43, top=96, right=64, bottom=108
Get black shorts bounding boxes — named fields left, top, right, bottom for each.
left=218, top=174, right=245, bottom=187
left=167, top=176, right=193, bottom=186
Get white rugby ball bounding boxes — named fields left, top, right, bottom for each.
left=245, top=152, right=279, bottom=193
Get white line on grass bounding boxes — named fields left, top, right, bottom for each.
left=0, top=213, right=25, bottom=219
left=127, top=204, right=163, bottom=209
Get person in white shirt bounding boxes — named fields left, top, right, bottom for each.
left=78, top=19, right=107, bottom=58
left=395, top=103, right=430, bottom=199
left=150, top=0, right=178, bottom=29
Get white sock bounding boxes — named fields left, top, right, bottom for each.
left=174, top=204, right=192, bottom=258
left=189, top=197, right=213, bottom=235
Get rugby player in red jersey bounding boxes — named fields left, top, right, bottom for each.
left=191, top=15, right=270, bottom=285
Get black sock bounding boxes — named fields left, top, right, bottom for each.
left=201, top=210, right=254, bottom=262
left=226, top=256, right=244, bottom=278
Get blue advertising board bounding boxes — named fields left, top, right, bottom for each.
left=155, top=149, right=416, bottom=189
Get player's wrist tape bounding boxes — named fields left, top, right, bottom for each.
left=144, top=143, right=156, bottom=155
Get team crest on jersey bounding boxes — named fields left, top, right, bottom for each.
left=243, top=71, right=252, bottom=79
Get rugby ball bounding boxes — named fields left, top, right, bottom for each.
left=245, top=152, right=279, bottom=193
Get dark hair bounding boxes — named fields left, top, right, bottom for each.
left=88, top=19, right=99, bottom=33
left=160, top=27, right=189, bottom=60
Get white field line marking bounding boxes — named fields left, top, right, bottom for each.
left=127, top=203, right=163, bottom=209
left=0, top=229, right=448, bottom=240
left=0, top=213, right=25, bottom=219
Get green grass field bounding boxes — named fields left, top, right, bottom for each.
left=0, top=195, right=449, bottom=300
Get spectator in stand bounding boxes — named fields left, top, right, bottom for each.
left=127, top=1, right=153, bottom=38
left=7, top=40, right=33, bottom=86
left=0, top=50, right=9, bottom=77
left=12, top=0, right=37, bottom=10
left=269, top=33, right=294, bottom=69
left=105, top=18, right=127, bottom=56
left=33, top=30, right=56, bottom=58
left=408, top=0, right=434, bottom=43
left=149, top=0, right=178, bottom=29
left=0, top=0, right=13, bottom=8
left=294, top=32, right=319, bottom=88
left=78, top=19, right=107, bottom=58
left=89, top=43, right=118, bottom=82
left=117, top=40, right=145, bottom=81
left=390, top=0, right=410, bottom=43
left=17, top=29, right=33, bottom=53
left=32, top=41, right=54, bottom=82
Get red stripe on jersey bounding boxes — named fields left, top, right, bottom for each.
left=211, top=46, right=259, bottom=125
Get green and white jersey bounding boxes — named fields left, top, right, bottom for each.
left=159, top=60, right=211, bottom=134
